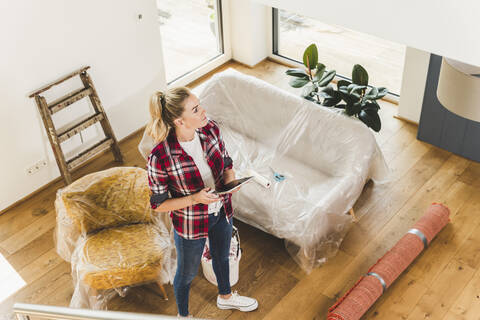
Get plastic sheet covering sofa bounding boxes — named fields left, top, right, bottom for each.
left=54, top=167, right=175, bottom=309
left=138, top=68, right=389, bottom=272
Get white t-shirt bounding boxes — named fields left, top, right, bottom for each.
left=179, top=131, right=223, bottom=214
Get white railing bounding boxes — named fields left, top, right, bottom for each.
left=13, top=303, right=206, bottom=320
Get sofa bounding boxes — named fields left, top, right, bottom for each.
left=139, top=68, right=388, bottom=272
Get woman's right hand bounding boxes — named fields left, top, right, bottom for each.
left=192, top=187, right=220, bottom=205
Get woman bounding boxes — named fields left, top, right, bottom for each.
left=145, top=87, right=258, bottom=318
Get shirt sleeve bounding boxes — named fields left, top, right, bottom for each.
left=213, top=121, right=233, bottom=170
left=223, top=144, right=233, bottom=170
left=147, top=154, right=169, bottom=209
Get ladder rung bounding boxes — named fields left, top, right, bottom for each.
left=48, top=87, right=93, bottom=114
left=67, top=138, right=113, bottom=171
left=57, top=112, right=104, bottom=143
left=28, top=66, right=90, bottom=98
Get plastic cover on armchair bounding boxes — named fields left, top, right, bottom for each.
left=54, top=167, right=175, bottom=309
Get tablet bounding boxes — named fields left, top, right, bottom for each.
left=214, top=176, right=254, bottom=195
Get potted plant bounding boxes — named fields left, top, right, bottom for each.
left=285, top=44, right=388, bottom=132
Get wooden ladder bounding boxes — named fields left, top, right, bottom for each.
left=29, top=66, right=123, bottom=185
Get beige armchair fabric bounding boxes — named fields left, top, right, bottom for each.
left=54, top=167, right=174, bottom=309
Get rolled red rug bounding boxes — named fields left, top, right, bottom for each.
left=327, top=203, right=450, bottom=320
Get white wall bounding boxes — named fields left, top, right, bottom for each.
left=251, top=0, right=480, bottom=68
left=397, top=48, right=431, bottom=123
left=0, top=0, right=167, bottom=211
left=230, top=0, right=270, bottom=67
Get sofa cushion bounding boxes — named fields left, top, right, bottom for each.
left=228, top=134, right=351, bottom=239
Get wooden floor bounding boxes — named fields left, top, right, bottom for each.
left=1, top=60, right=480, bottom=319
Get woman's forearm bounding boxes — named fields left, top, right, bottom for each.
left=223, top=168, right=235, bottom=184
left=154, top=194, right=197, bottom=212
left=154, top=169, right=235, bottom=213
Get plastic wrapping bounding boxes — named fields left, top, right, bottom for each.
left=137, top=68, right=389, bottom=272
left=197, top=68, right=389, bottom=272
left=54, top=167, right=175, bottom=309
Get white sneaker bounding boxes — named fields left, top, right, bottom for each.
left=217, top=291, right=258, bottom=312
left=176, top=314, right=192, bottom=318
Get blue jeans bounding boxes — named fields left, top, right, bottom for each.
left=173, top=207, right=233, bottom=316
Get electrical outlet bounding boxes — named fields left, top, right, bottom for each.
left=26, top=159, right=48, bottom=176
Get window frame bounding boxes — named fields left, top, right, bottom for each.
left=164, top=0, right=232, bottom=88
left=269, top=7, right=400, bottom=101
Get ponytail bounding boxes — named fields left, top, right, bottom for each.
left=146, top=87, right=191, bottom=143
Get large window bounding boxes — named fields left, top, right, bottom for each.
left=157, top=0, right=224, bottom=84
left=273, top=9, right=406, bottom=96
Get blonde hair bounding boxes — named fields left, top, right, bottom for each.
left=146, top=87, right=191, bottom=143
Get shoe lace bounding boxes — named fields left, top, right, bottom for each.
left=220, top=291, right=239, bottom=301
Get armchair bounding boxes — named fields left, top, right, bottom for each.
left=54, top=167, right=174, bottom=309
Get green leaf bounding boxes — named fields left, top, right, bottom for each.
left=313, top=63, right=326, bottom=82
left=289, top=77, right=310, bottom=88
left=305, top=95, right=315, bottom=102
left=375, top=87, right=388, bottom=99
left=286, top=68, right=309, bottom=79
left=347, top=83, right=357, bottom=91
left=344, top=102, right=362, bottom=116
left=318, top=70, right=336, bottom=87
left=337, top=80, right=350, bottom=89
left=359, top=109, right=381, bottom=132
left=322, top=95, right=342, bottom=107
left=363, top=101, right=380, bottom=111
left=345, top=103, right=356, bottom=116
left=364, top=87, right=378, bottom=100
left=350, top=85, right=367, bottom=94
left=352, top=102, right=363, bottom=114
left=335, top=104, right=347, bottom=109
left=365, top=87, right=389, bottom=100
left=351, top=92, right=361, bottom=100
left=320, top=87, right=341, bottom=106
left=339, top=90, right=360, bottom=105
left=352, top=64, right=369, bottom=86
left=320, top=85, right=335, bottom=98
left=303, top=44, right=318, bottom=70
left=302, top=84, right=316, bottom=97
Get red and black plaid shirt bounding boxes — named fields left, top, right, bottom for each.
left=147, top=119, right=234, bottom=240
